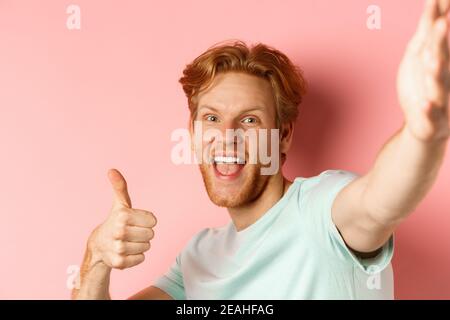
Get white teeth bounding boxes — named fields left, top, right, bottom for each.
left=213, top=156, right=246, bottom=164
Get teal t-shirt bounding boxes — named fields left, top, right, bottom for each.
left=154, top=170, right=394, bottom=299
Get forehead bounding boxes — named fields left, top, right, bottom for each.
left=196, top=72, right=275, bottom=112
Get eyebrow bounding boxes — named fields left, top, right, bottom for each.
left=199, top=105, right=220, bottom=112
left=199, top=104, right=265, bottom=114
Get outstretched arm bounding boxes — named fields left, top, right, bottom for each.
left=332, top=0, right=450, bottom=254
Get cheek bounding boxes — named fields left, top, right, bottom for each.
left=247, top=128, right=278, bottom=158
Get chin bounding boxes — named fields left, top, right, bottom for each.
left=199, top=163, right=268, bottom=208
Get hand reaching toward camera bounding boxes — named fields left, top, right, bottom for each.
left=397, top=0, right=450, bottom=142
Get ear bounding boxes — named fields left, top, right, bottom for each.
left=189, top=115, right=195, bottom=152
left=279, top=121, right=294, bottom=161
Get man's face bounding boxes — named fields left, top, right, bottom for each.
left=191, top=72, right=279, bottom=208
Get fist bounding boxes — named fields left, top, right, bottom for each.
left=89, top=169, right=157, bottom=270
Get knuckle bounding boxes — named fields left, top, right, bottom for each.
left=113, top=227, right=127, bottom=240
left=111, top=255, right=126, bottom=269
left=114, top=241, right=126, bottom=254
left=117, top=210, right=130, bottom=224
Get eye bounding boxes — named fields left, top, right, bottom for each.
left=242, top=117, right=257, bottom=124
left=205, top=115, right=218, bottom=122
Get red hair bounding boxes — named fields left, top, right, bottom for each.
left=179, top=40, right=307, bottom=125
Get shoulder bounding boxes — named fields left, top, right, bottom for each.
left=294, top=169, right=360, bottom=210
left=300, top=169, right=360, bottom=193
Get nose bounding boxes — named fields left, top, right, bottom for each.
left=213, top=120, right=245, bottom=152
left=221, top=120, right=244, bottom=142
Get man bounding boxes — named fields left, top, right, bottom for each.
left=72, top=0, right=450, bottom=299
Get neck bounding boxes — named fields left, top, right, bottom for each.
left=227, top=173, right=293, bottom=232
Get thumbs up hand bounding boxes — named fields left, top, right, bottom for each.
left=88, top=169, right=157, bottom=270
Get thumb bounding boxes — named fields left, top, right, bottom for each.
left=108, top=168, right=132, bottom=208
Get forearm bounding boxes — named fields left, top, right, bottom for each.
left=363, top=123, right=448, bottom=225
left=71, top=236, right=112, bottom=300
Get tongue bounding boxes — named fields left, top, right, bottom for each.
left=215, top=163, right=242, bottom=176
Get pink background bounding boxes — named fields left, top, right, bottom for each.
left=0, top=0, right=449, bottom=299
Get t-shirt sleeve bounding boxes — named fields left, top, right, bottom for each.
left=300, top=169, right=394, bottom=275
left=153, top=254, right=186, bottom=300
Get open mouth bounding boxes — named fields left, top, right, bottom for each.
left=212, top=156, right=246, bottom=180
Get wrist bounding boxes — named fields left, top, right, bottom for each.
left=404, top=119, right=450, bottom=145
left=87, top=227, right=108, bottom=270
left=403, top=123, right=449, bottom=147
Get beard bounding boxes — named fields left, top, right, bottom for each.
left=198, top=162, right=271, bottom=208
